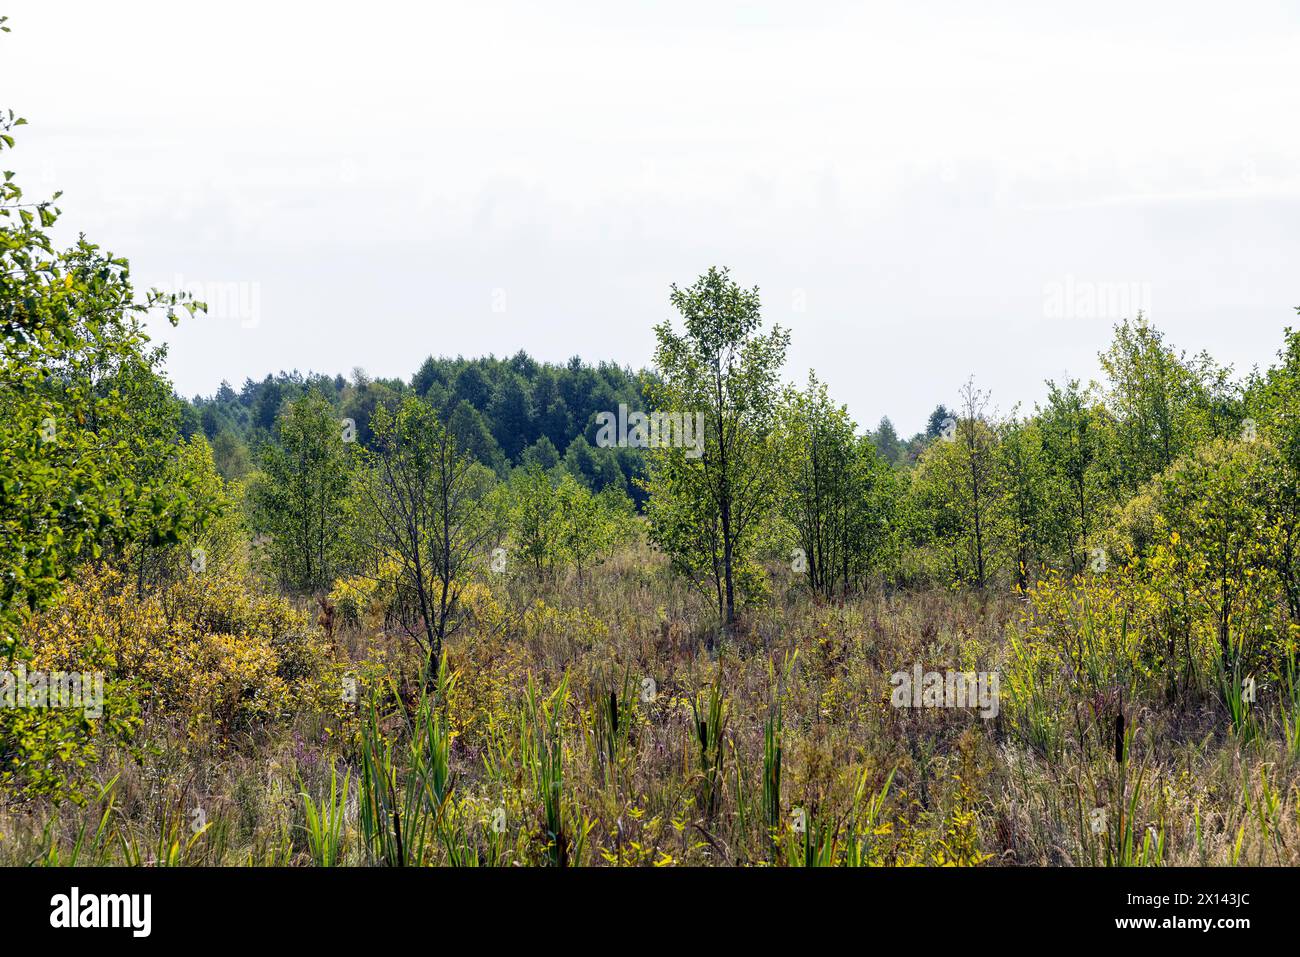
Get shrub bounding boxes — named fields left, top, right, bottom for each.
left=21, top=566, right=335, bottom=746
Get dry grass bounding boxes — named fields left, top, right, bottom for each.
left=4, top=542, right=1299, bottom=867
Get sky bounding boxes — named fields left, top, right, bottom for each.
left=4, top=0, right=1298, bottom=434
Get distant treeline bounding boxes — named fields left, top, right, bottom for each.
left=181, top=351, right=946, bottom=502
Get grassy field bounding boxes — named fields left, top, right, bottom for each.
left=4, top=537, right=1296, bottom=868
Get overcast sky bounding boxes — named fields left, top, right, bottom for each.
left=5, top=0, right=1298, bottom=434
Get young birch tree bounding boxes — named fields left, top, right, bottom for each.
left=643, top=267, right=789, bottom=638
left=777, top=373, right=895, bottom=596
left=357, top=396, right=497, bottom=684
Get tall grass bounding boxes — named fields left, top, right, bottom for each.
left=761, top=703, right=782, bottom=859
left=690, top=672, right=729, bottom=823
left=301, top=762, right=350, bottom=867
left=357, top=663, right=458, bottom=866
left=8, top=544, right=1300, bottom=867
left=521, top=672, right=584, bottom=866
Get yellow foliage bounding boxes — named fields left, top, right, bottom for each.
left=23, top=566, right=335, bottom=747
left=522, top=599, right=609, bottom=644
left=328, top=559, right=507, bottom=636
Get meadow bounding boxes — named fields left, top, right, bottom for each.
left=3, top=9, right=1300, bottom=866
left=4, top=530, right=1299, bottom=868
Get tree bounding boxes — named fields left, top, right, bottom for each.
left=870, top=416, right=905, bottom=465
left=1039, top=379, right=1108, bottom=573
left=905, top=438, right=970, bottom=584
left=643, top=267, right=789, bottom=636
left=521, top=436, right=560, bottom=471
left=1150, top=438, right=1278, bottom=681
left=508, top=463, right=566, bottom=578
left=995, top=414, right=1048, bottom=590
left=926, top=405, right=956, bottom=440
left=563, top=435, right=625, bottom=493
left=956, top=378, right=996, bottom=589
left=776, top=374, right=895, bottom=596
left=211, top=430, right=251, bottom=481
left=505, top=463, right=635, bottom=583
left=356, top=397, right=498, bottom=682
left=561, top=480, right=636, bottom=582
left=339, top=377, right=401, bottom=449
left=99, top=351, right=228, bottom=596
left=248, top=391, right=351, bottom=593
left=778, top=375, right=855, bottom=596
left=905, top=380, right=999, bottom=588
left=488, top=372, right=533, bottom=461
left=252, top=377, right=285, bottom=432
left=447, top=399, right=506, bottom=473
left=0, top=75, right=206, bottom=653
left=1245, top=320, right=1300, bottom=620
left=411, top=356, right=442, bottom=396
left=1099, top=315, right=1224, bottom=495
left=452, top=364, right=492, bottom=409
left=533, top=369, right=571, bottom=451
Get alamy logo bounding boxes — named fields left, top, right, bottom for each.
left=595, top=404, right=705, bottom=459
left=161, top=274, right=261, bottom=329
left=0, top=665, right=103, bottom=718
left=889, top=665, right=999, bottom=719
left=1042, top=275, right=1152, bottom=321
left=50, top=887, right=151, bottom=937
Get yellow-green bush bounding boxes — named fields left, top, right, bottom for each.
left=22, top=565, right=336, bottom=746
left=329, top=556, right=508, bottom=638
